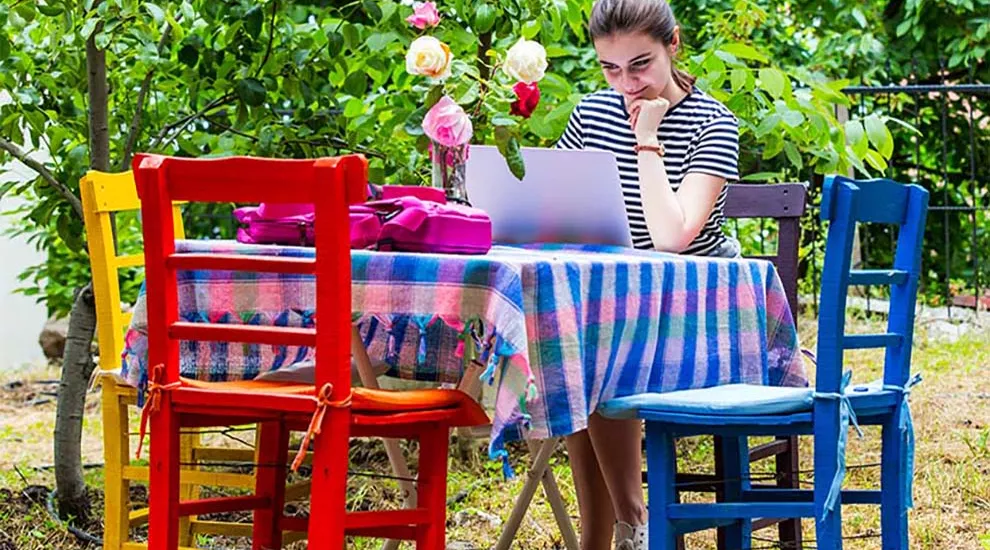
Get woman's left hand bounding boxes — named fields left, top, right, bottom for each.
left=628, top=97, right=670, bottom=144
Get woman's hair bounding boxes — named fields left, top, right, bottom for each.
left=588, top=0, right=697, bottom=92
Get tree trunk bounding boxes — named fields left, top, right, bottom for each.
left=53, top=283, right=98, bottom=520
left=54, top=0, right=109, bottom=520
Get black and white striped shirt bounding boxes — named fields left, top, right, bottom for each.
left=556, top=87, right=740, bottom=256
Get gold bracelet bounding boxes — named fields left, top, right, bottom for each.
left=633, top=143, right=665, bottom=157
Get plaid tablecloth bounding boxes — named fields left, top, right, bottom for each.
left=122, top=240, right=807, bottom=461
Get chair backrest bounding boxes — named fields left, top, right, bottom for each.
left=723, top=183, right=808, bottom=314
left=815, top=175, right=929, bottom=393
left=81, top=169, right=186, bottom=373
left=133, top=154, right=368, bottom=398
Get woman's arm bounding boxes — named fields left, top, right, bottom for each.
left=635, top=151, right=725, bottom=252
left=630, top=98, right=730, bottom=252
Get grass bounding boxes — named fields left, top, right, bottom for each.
left=1, top=313, right=988, bottom=549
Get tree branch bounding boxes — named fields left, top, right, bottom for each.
left=204, top=115, right=386, bottom=159
left=253, top=0, right=278, bottom=79
left=120, top=23, right=175, bottom=171
left=0, top=137, right=84, bottom=220
left=151, top=93, right=236, bottom=149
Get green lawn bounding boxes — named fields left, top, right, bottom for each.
left=2, top=314, right=988, bottom=549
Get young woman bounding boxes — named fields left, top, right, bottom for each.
left=555, top=0, right=741, bottom=548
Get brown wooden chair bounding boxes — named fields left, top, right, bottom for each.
left=671, top=182, right=808, bottom=549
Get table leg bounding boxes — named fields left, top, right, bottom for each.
left=494, top=438, right=559, bottom=550
left=351, top=327, right=417, bottom=550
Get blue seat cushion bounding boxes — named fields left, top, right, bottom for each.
left=598, top=384, right=815, bottom=420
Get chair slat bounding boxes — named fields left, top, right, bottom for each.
left=116, top=254, right=145, bottom=269
left=169, top=322, right=316, bottom=347
left=848, top=269, right=908, bottom=286
left=167, top=253, right=316, bottom=275
left=843, top=333, right=903, bottom=350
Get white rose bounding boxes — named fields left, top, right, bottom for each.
left=503, top=38, right=548, bottom=84
left=405, top=36, right=452, bottom=79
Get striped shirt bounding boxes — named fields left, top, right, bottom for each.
left=556, top=87, right=740, bottom=256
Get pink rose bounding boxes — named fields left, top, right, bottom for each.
left=422, top=96, right=473, bottom=147
left=405, top=1, right=440, bottom=29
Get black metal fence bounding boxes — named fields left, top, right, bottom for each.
left=798, top=81, right=989, bottom=319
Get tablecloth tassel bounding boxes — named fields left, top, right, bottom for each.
left=480, top=353, right=499, bottom=386
left=493, top=449, right=515, bottom=480
left=417, top=330, right=428, bottom=366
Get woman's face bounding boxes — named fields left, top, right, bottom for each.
left=594, top=30, right=679, bottom=104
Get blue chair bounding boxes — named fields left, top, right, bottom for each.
left=600, top=175, right=929, bottom=549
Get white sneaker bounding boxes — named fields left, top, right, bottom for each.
left=614, top=521, right=648, bottom=550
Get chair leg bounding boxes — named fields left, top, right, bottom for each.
left=813, top=425, right=842, bottom=550
left=775, top=436, right=803, bottom=548
left=880, top=411, right=909, bottom=550
left=253, top=421, right=289, bottom=550
left=148, top=399, right=181, bottom=550
left=717, top=436, right=752, bottom=550
left=306, top=409, right=350, bottom=549
left=177, top=429, right=198, bottom=547
left=645, top=422, right=678, bottom=550
left=101, top=382, right=131, bottom=550
left=416, top=425, right=450, bottom=550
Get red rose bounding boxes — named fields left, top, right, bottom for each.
left=510, top=81, right=541, bottom=119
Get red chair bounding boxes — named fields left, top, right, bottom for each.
left=135, top=153, right=489, bottom=549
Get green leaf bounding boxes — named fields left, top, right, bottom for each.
left=56, top=212, right=84, bottom=253
left=37, top=2, right=63, bottom=17
left=741, top=172, right=782, bottom=182
left=0, top=35, right=9, bottom=61
left=721, top=43, right=768, bottom=63
left=235, top=77, right=267, bottom=107
left=404, top=106, right=427, bottom=136
left=243, top=5, right=264, bottom=39
left=144, top=3, right=165, bottom=23
left=851, top=7, right=867, bottom=28
left=491, top=113, right=518, bottom=127
left=730, top=69, right=747, bottom=92
left=494, top=126, right=525, bottom=180
left=896, top=19, right=912, bottom=37
left=783, top=142, right=803, bottom=170
left=863, top=149, right=888, bottom=172
left=521, top=19, right=541, bottom=39
left=362, top=0, right=383, bottom=21
left=474, top=3, right=496, bottom=34
left=755, top=113, right=781, bottom=138
left=365, top=32, right=397, bottom=51
left=425, top=85, right=444, bottom=109
left=845, top=120, right=868, bottom=156
left=343, top=71, right=368, bottom=96
left=343, top=97, right=366, bottom=117
left=327, top=31, right=344, bottom=57
left=864, top=115, right=893, bottom=158
left=758, top=68, right=787, bottom=99
left=0, top=181, right=17, bottom=201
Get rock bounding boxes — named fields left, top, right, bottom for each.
left=38, top=315, right=69, bottom=361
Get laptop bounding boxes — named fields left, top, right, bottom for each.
left=465, top=146, right=633, bottom=247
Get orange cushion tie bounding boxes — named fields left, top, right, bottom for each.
left=136, top=364, right=180, bottom=460
left=291, top=383, right=352, bottom=472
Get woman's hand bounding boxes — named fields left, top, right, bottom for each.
left=628, top=97, right=670, bottom=145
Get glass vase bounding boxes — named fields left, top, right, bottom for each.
left=430, top=142, right=470, bottom=205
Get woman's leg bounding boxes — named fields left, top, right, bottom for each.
left=565, top=428, right=616, bottom=550
left=587, top=413, right=648, bottom=526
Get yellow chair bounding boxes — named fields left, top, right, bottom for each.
left=82, top=170, right=304, bottom=549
